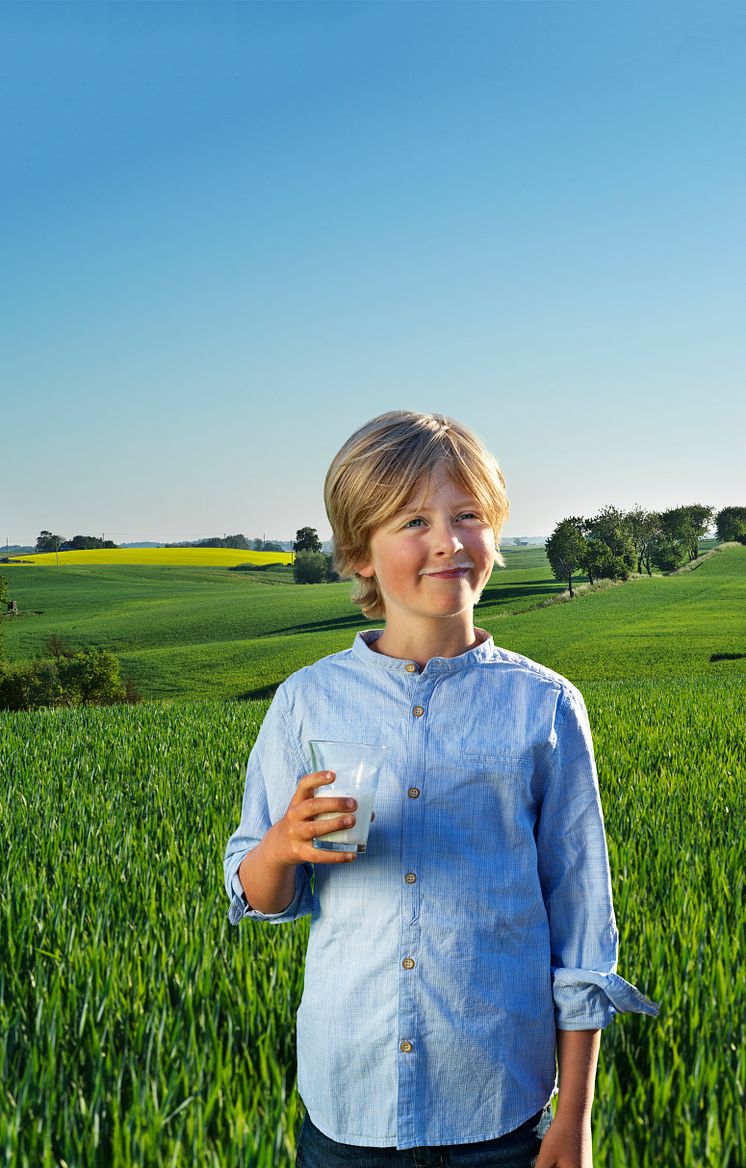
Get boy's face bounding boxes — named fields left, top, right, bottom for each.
left=357, top=465, right=496, bottom=628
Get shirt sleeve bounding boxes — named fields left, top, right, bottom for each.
left=536, top=683, right=659, bottom=1029
left=223, top=682, right=314, bottom=927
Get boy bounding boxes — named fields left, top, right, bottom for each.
left=224, top=411, right=657, bottom=1168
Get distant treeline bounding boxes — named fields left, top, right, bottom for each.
left=164, top=535, right=289, bottom=552
left=30, top=531, right=292, bottom=554
left=546, top=505, right=745, bottom=596
left=35, top=531, right=118, bottom=552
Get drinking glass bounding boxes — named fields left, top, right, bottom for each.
left=309, top=740, right=386, bottom=853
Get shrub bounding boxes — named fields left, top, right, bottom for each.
left=0, top=647, right=136, bottom=711
left=293, top=551, right=327, bottom=584
left=324, top=553, right=340, bottom=582
left=0, top=660, right=64, bottom=711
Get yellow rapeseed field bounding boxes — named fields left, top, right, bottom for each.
left=12, top=548, right=293, bottom=568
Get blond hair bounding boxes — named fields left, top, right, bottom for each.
left=324, top=410, right=509, bottom=619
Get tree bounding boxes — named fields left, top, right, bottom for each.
left=64, top=535, right=119, bottom=551
left=36, top=530, right=66, bottom=553
left=324, top=553, right=340, bottom=582
left=194, top=534, right=250, bottom=550
left=293, top=550, right=326, bottom=584
left=251, top=538, right=285, bottom=552
left=715, top=507, right=746, bottom=545
left=653, top=505, right=713, bottom=569
left=583, top=506, right=636, bottom=581
left=294, top=527, right=322, bottom=554
left=626, top=506, right=659, bottom=576
left=681, top=504, right=714, bottom=560
left=649, top=531, right=685, bottom=573
left=545, top=518, right=586, bottom=597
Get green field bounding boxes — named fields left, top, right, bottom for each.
left=3, top=546, right=741, bottom=699
left=0, top=548, right=570, bottom=700
left=1, top=545, right=745, bottom=1165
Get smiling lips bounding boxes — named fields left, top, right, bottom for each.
left=419, top=563, right=475, bottom=579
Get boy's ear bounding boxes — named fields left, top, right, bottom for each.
left=355, top=559, right=375, bottom=579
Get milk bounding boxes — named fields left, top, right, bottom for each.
left=314, top=789, right=375, bottom=851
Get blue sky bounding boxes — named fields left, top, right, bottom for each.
left=3, top=1, right=744, bottom=546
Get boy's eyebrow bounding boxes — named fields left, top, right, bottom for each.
left=393, top=496, right=480, bottom=518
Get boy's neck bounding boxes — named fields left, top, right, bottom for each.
left=371, top=617, right=487, bottom=668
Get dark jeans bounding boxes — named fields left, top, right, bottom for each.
left=296, top=1108, right=552, bottom=1168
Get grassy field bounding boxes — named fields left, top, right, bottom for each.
left=0, top=548, right=570, bottom=700
left=2, top=546, right=743, bottom=698
left=1, top=680, right=744, bottom=1167
left=1, top=545, right=745, bottom=1165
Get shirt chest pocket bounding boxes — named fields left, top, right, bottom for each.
left=426, top=753, right=538, bottom=862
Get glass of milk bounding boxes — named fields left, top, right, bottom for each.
left=309, top=740, right=386, bottom=853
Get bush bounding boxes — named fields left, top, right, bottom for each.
left=324, top=553, right=340, bottom=582
left=293, top=551, right=327, bottom=584
left=0, top=660, right=64, bottom=711
left=0, top=647, right=137, bottom=711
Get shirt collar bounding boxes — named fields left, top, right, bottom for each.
left=351, top=627, right=495, bottom=674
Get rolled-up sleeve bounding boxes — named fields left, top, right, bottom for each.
left=537, top=684, right=659, bottom=1028
left=223, top=684, right=314, bottom=927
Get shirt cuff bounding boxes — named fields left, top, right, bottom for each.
left=552, top=967, right=660, bottom=1029
left=227, top=864, right=312, bottom=926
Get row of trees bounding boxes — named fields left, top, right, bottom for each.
left=545, top=504, right=741, bottom=596
left=35, top=531, right=293, bottom=554
left=165, top=534, right=287, bottom=551
left=36, top=531, right=117, bottom=552
left=291, top=508, right=746, bottom=591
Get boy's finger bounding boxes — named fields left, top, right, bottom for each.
left=300, top=795, right=357, bottom=820
left=304, top=811, right=356, bottom=838
left=304, top=847, right=357, bottom=864
left=291, top=770, right=336, bottom=803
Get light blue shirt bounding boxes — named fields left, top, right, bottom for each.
left=224, top=630, right=658, bottom=1150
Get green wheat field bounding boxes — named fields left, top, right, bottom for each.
left=1, top=546, right=744, bottom=1166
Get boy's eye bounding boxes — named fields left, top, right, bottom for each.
left=404, top=517, right=425, bottom=528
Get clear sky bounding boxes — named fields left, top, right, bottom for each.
left=2, top=1, right=744, bottom=547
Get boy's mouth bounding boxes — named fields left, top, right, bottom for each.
left=419, top=563, right=474, bottom=579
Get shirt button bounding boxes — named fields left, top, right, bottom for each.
left=412, top=706, right=425, bottom=718
left=404, top=663, right=417, bottom=673
left=404, top=872, right=417, bottom=884
left=407, top=787, right=421, bottom=799
left=399, top=1040, right=413, bottom=1053
left=402, top=957, right=415, bottom=970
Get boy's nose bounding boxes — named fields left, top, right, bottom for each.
left=432, top=524, right=463, bottom=554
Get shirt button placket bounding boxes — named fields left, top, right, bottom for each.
left=398, top=675, right=428, bottom=1148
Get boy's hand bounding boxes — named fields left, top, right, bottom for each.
left=534, top=1113, right=592, bottom=1168
left=238, top=769, right=375, bottom=913
left=267, top=771, right=364, bottom=866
